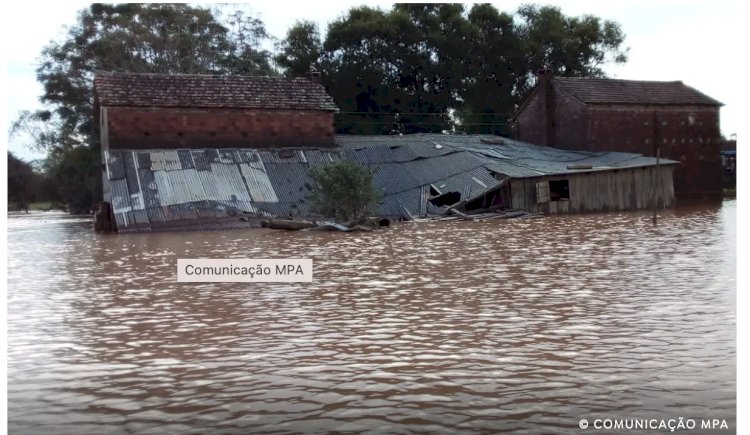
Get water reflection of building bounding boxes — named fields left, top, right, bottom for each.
left=94, top=72, right=677, bottom=233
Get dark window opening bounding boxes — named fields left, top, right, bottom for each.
left=549, top=180, right=570, bottom=201
left=465, top=189, right=506, bottom=211
left=464, top=196, right=484, bottom=211
left=429, top=191, right=461, bottom=207
left=278, top=149, right=295, bottom=159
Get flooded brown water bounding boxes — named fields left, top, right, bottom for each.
left=7, top=202, right=736, bottom=434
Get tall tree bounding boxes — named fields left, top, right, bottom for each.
left=322, top=6, right=457, bottom=134
left=322, top=6, right=404, bottom=134
left=515, top=4, right=628, bottom=96
left=277, top=3, right=628, bottom=135
left=275, top=20, right=323, bottom=77
left=7, top=152, right=36, bottom=212
left=458, top=4, right=522, bottom=134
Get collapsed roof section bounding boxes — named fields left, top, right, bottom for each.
left=103, top=134, right=677, bottom=232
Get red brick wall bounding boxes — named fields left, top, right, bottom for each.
left=515, top=91, right=722, bottom=198
left=105, top=107, right=335, bottom=149
left=516, top=84, right=586, bottom=148
left=552, top=87, right=586, bottom=150
left=515, top=88, right=548, bottom=146
left=583, top=105, right=721, bottom=198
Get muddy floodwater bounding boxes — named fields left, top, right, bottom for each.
left=7, top=201, right=736, bottom=434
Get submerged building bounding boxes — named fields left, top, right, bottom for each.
left=94, top=72, right=676, bottom=233
left=513, top=71, right=722, bottom=201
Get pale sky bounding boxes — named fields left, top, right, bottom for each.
left=3, top=1, right=744, bottom=162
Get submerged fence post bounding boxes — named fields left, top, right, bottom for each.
left=653, top=148, right=660, bottom=225
left=652, top=110, right=659, bottom=226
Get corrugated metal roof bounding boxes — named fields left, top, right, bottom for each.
left=259, top=150, right=307, bottom=164
left=304, top=150, right=342, bottom=167
left=263, top=162, right=315, bottom=204
left=239, top=158, right=279, bottom=203
left=105, top=133, right=675, bottom=232
left=377, top=188, right=422, bottom=218
left=150, top=150, right=182, bottom=171
left=433, top=167, right=503, bottom=200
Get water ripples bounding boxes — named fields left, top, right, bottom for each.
left=7, top=203, right=736, bottom=434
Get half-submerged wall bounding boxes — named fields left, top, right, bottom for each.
left=510, top=166, right=676, bottom=214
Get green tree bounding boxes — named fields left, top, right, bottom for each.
left=7, top=152, right=36, bottom=212
left=275, top=20, right=323, bottom=77
left=321, top=5, right=460, bottom=134
left=308, top=160, right=381, bottom=221
left=457, top=4, right=522, bottom=134
left=322, top=6, right=407, bottom=134
left=277, top=3, right=627, bottom=135
left=16, top=3, right=275, bottom=213
left=514, top=4, right=628, bottom=96
left=42, top=146, right=100, bottom=213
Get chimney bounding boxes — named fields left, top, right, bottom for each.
left=307, top=66, right=321, bottom=83
left=536, top=67, right=553, bottom=84
left=536, top=67, right=555, bottom=147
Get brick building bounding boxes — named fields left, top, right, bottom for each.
left=512, top=71, right=723, bottom=200
left=92, top=71, right=338, bottom=231
left=94, top=71, right=339, bottom=150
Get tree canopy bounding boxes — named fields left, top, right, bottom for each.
left=276, top=3, right=626, bottom=135
left=308, top=160, right=381, bottom=221
left=13, top=2, right=627, bottom=213
left=7, top=152, right=36, bottom=212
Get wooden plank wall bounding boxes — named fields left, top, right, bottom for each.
left=510, top=166, right=675, bottom=214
